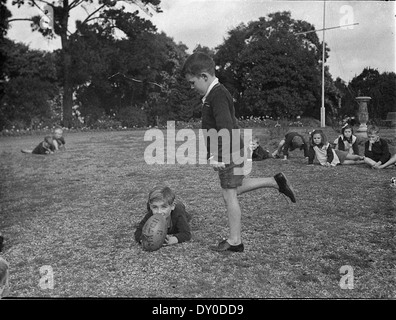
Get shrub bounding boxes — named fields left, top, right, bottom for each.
left=117, top=106, right=148, bottom=128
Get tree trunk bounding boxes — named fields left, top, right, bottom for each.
left=62, top=49, right=73, bottom=128
left=60, top=2, right=72, bottom=128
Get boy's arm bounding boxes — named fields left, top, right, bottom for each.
left=172, top=215, right=191, bottom=243
left=261, top=147, right=272, bottom=160
left=364, top=142, right=372, bottom=158
left=210, top=93, right=237, bottom=163
left=134, top=211, right=152, bottom=243
left=171, top=203, right=191, bottom=243
left=252, top=146, right=266, bottom=161
left=379, top=140, right=390, bottom=164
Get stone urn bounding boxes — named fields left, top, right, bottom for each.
left=355, top=96, right=371, bottom=134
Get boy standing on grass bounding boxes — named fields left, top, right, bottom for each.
left=182, top=52, right=296, bottom=253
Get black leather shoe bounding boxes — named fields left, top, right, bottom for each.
left=210, top=240, right=244, bottom=252
left=274, top=172, right=296, bottom=203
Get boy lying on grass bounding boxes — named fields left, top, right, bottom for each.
left=248, top=136, right=273, bottom=161
left=21, top=128, right=66, bottom=155
left=21, top=136, right=55, bottom=155
left=134, top=186, right=192, bottom=246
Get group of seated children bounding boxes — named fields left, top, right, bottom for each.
left=21, top=128, right=65, bottom=155
left=251, top=124, right=395, bottom=169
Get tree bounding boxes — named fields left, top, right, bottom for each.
left=215, top=11, right=329, bottom=120
left=349, top=68, right=396, bottom=121
left=0, top=39, right=59, bottom=129
left=72, top=23, right=190, bottom=126
left=1, top=0, right=12, bottom=112
left=9, top=0, right=162, bottom=128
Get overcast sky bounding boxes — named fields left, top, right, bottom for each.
left=6, top=0, right=396, bottom=82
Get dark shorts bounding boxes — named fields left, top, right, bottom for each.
left=217, top=162, right=245, bottom=189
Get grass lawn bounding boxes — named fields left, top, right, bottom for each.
left=0, top=127, right=395, bottom=298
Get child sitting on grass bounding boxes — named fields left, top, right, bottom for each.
left=308, top=129, right=364, bottom=166
left=249, top=136, right=273, bottom=161
left=333, top=124, right=360, bottom=155
left=21, top=136, right=55, bottom=155
left=363, top=125, right=391, bottom=169
left=272, top=131, right=309, bottom=160
left=134, top=186, right=192, bottom=246
left=0, top=257, right=10, bottom=299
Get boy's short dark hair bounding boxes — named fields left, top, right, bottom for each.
left=367, top=125, right=380, bottom=135
left=182, top=52, right=215, bottom=77
left=44, top=136, right=54, bottom=145
left=251, top=136, right=260, bottom=144
left=148, top=186, right=176, bottom=206
left=291, top=136, right=304, bottom=148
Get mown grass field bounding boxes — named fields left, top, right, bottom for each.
left=0, top=127, right=395, bottom=298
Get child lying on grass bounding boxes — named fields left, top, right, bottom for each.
left=248, top=136, right=273, bottom=161
left=134, top=186, right=192, bottom=246
left=21, top=136, right=55, bottom=155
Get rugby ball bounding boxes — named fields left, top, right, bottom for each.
left=141, top=214, right=167, bottom=251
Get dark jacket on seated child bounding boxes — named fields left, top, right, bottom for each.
left=252, top=145, right=272, bottom=161
left=53, top=136, right=66, bottom=149
left=134, top=201, right=191, bottom=244
left=31, top=136, right=55, bottom=154
left=364, top=138, right=391, bottom=164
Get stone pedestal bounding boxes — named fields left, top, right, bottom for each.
left=355, top=96, right=371, bottom=138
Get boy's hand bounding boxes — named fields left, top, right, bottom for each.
left=164, top=235, right=178, bottom=246
left=209, top=158, right=226, bottom=170
left=373, top=161, right=382, bottom=169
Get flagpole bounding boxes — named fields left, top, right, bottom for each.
left=321, top=0, right=326, bottom=127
